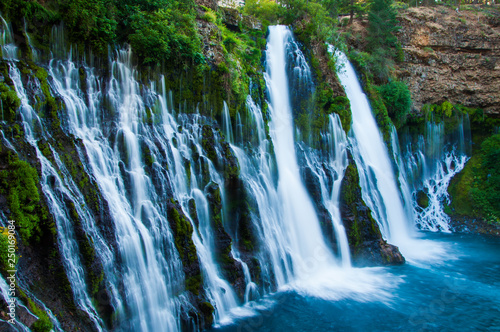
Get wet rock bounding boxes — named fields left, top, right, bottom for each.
left=221, top=7, right=243, bottom=32
left=416, top=190, right=430, bottom=209
left=205, top=182, right=246, bottom=299
left=340, top=156, right=405, bottom=266
left=195, top=0, right=218, bottom=11
left=301, top=163, right=338, bottom=253
left=379, top=240, right=405, bottom=265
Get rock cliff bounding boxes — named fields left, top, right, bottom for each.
left=396, top=6, right=500, bottom=116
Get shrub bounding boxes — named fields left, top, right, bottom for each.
left=377, top=80, right=411, bottom=128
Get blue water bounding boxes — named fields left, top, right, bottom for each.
left=210, top=233, right=500, bottom=331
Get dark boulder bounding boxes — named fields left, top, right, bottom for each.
left=340, top=156, right=405, bottom=266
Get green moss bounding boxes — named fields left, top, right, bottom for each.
left=0, top=227, right=17, bottom=271
left=0, top=82, right=21, bottom=122
left=185, top=274, right=202, bottom=296
left=342, top=162, right=382, bottom=255
left=17, top=290, right=53, bottom=332
left=168, top=203, right=198, bottom=266
left=448, top=133, right=500, bottom=223
left=199, top=301, right=214, bottom=326
left=201, top=126, right=218, bottom=162
left=0, top=152, right=41, bottom=244
left=143, top=146, right=154, bottom=168
left=416, top=190, right=429, bottom=209
left=34, top=66, right=60, bottom=130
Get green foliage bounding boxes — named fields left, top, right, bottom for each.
left=367, top=0, right=399, bottom=52
left=0, top=153, right=41, bottom=243
left=201, top=9, right=217, bottom=23
left=0, top=152, right=44, bottom=243
left=57, top=0, right=117, bottom=55
left=0, top=228, right=14, bottom=270
left=449, top=134, right=500, bottom=223
left=346, top=0, right=401, bottom=84
left=25, top=296, right=53, bottom=332
left=377, top=80, right=411, bottom=128
left=128, top=5, right=201, bottom=66
left=31, top=315, right=53, bottom=332
left=34, top=66, right=60, bottom=129
left=0, top=0, right=58, bottom=31
left=243, top=0, right=281, bottom=25
left=0, top=82, right=21, bottom=122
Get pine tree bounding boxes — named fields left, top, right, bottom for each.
left=367, top=0, right=399, bottom=54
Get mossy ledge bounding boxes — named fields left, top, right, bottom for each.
left=166, top=199, right=215, bottom=329
left=339, top=155, right=405, bottom=266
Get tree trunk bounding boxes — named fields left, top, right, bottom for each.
left=349, top=0, right=354, bottom=24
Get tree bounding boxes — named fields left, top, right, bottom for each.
left=367, top=0, right=399, bottom=54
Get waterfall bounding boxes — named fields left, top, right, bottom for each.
left=264, top=25, right=338, bottom=277
left=49, top=49, right=184, bottom=331
left=333, top=51, right=448, bottom=262
left=0, top=275, right=32, bottom=331
left=222, top=101, right=234, bottom=144
left=24, top=19, right=39, bottom=62
left=301, top=114, right=351, bottom=267
left=335, top=52, right=412, bottom=247
left=231, top=96, right=292, bottom=289
left=9, top=61, right=104, bottom=329
left=2, top=17, right=416, bottom=329
left=0, top=15, right=18, bottom=60
left=399, top=119, right=470, bottom=232
left=153, top=78, right=239, bottom=325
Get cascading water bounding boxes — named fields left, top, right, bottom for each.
left=0, top=15, right=18, bottom=60
left=222, top=101, right=234, bottom=144
left=335, top=52, right=413, bottom=250
left=49, top=49, right=184, bottom=331
left=399, top=119, right=469, bottom=232
left=300, top=114, right=351, bottom=267
left=151, top=78, right=239, bottom=325
left=9, top=61, right=102, bottom=329
left=2, top=17, right=419, bottom=330
left=333, top=51, right=454, bottom=263
left=264, top=25, right=338, bottom=276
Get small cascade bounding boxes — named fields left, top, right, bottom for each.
left=400, top=119, right=470, bottom=232
left=390, top=126, right=417, bottom=226
left=335, top=51, right=415, bottom=256
left=231, top=96, right=290, bottom=289
left=0, top=272, right=32, bottom=331
left=303, top=114, right=351, bottom=266
left=62, top=49, right=182, bottom=331
left=230, top=245, right=259, bottom=303
left=24, top=19, right=39, bottom=62
left=222, top=101, right=234, bottom=144
left=0, top=15, right=18, bottom=60
left=188, top=186, right=238, bottom=324
left=235, top=112, right=243, bottom=145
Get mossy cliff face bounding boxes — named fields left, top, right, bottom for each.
left=205, top=182, right=246, bottom=299
left=201, top=124, right=260, bottom=272
left=0, top=131, right=95, bottom=331
left=166, top=199, right=215, bottom=329
left=339, top=156, right=405, bottom=266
